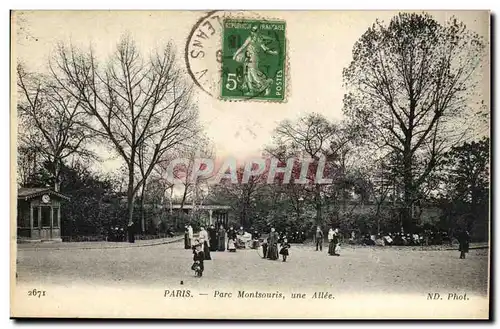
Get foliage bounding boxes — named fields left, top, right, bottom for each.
left=49, top=34, right=201, bottom=226
left=343, top=13, right=486, bottom=231
left=435, top=137, right=489, bottom=238
left=25, top=161, right=122, bottom=236
left=17, top=64, right=94, bottom=191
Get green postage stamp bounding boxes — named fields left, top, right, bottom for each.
left=221, top=18, right=287, bottom=102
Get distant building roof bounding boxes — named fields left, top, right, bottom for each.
left=18, top=187, right=70, bottom=201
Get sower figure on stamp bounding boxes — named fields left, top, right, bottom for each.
left=232, top=25, right=278, bottom=96
left=457, top=229, right=470, bottom=259
left=192, top=241, right=205, bottom=277
left=315, top=226, right=324, bottom=251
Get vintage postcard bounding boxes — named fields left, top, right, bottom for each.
left=10, top=10, right=490, bottom=319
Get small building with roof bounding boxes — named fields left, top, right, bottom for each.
left=17, top=187, right=70, bottom=242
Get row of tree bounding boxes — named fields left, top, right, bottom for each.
left=17, top=34, right=217, bottom=236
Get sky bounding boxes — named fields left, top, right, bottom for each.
left=12, top=10, right=490, bottom=175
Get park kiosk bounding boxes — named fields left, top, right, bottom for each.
left=17, top=187, right=70, bottom=242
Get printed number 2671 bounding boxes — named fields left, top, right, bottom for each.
left=28, top=289, right=46, bottom=298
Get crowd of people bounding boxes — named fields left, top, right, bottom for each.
left=351, top=230, right=454, bottom=247
left=185, top=224, right=254, bottom=276
left=186, top=223, right=472, bottom=277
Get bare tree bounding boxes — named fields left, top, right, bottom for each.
left=343, top=13, right=486, bottom=231
left=268, top=113, right=352, bottom=225
left=17, top=64, right=92, bottom=191
left=175, top=136, right=215, bottom=213
left=50, top=35, right=200, bottom=236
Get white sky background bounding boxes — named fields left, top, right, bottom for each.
left=13, top=10, right=490, bottom=175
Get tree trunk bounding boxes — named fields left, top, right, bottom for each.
left=191, top=185, right=197, bottom=222
left=169, top=187, right=174, bottom=214
left=376, top=202, right=382, bottom=235
left=402, top=146, right=414, bottom=233
left=180, top=184, right=188, bottom=210
left=315, top=184, right=322, bottom=226
left=127, top=163, right=135, bottom=243
left=53, top=160, right=61, bottom=192
left=140, top=182, right=146, bottom=233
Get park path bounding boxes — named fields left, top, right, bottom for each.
left=16, top=237, right=488, bottom=252
left=16, top=240, right=489, bottom=297
left=16, top=235, right=184, bottom=251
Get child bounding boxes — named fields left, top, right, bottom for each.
left=279, top=238, right=291, bottom=262
left=192, top=242, right=205, bottom=277
left=227, top=238, right=236, bottom=252
left=261, top=239, right=268, bottom=259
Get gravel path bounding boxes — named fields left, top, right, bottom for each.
left=16, top=242, right=489, bottom=296
left=16, top=236, right=183, bottom=250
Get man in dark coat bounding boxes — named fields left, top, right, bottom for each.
left=127, top=222, right=135, bottom=243
left=267, top=228, right=279, bottom=260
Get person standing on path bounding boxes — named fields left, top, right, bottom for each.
left=333, top=228, right=340, bottom=256
left=217, top=225, right=226, bottom=252
left=188, top=225, right=194, bottom=248
left=327, top=228, right=335, bottom=255
left=457, top=229, right=470, bottom=259
left=192, top=242, right=205, bottom=277
left=315, top=226, right=324, bottom=251
left=267, top=228, right=279, bottom=260
left=208, top=225, right=218, bottom=252
left=184, top=225, right=191, bottom=249
left=227, top=226, right=237, bottom=252
left=279, top=238, right=291, bottom=262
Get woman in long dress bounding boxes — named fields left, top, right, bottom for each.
left=208, top=225, right=218, bottom=252
left=198, top=227, right=211, bottom=260
left=267, top=228, right=279, bottom=260
left=217, top=225, right=226, bottom=252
